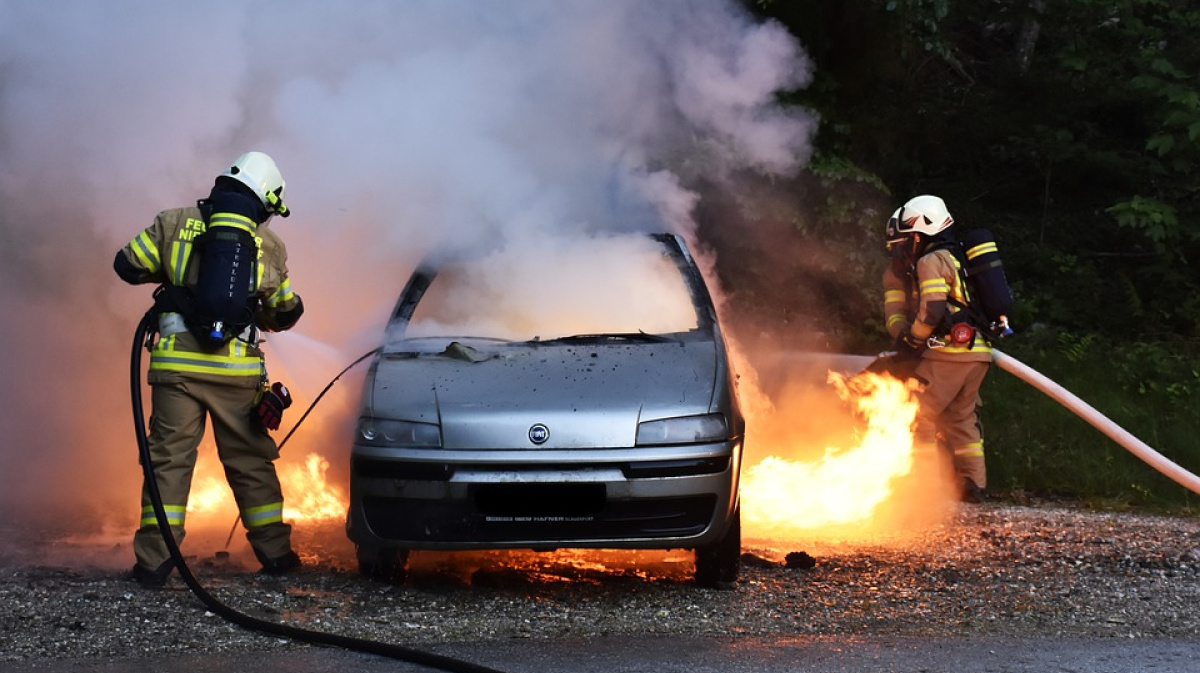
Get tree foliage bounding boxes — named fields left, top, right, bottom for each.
left=735, top=0, right=1200, bottom=342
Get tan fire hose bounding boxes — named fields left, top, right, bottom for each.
left=992, top=348, right=1200, bottom=496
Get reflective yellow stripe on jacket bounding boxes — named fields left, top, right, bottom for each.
left=938, top=339, right=992, bottom=355
left=130, top=231, right=162, bottom=274
left=265, top=277, right=294, bottom=308
left=149, top=334, right=264, bottom=377
left=883, top=288, right=908, bottom=333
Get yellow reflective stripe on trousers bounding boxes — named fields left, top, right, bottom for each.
left=241, top=502, right=284, bottom=528
left=141, top=504, right=186, bottom=527
left=954, top=441, right=985, bottom=458
left=150, top=335, right=264, bottom=377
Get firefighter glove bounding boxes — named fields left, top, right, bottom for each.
left=893, top=332, right=926, bottom=360
left=255, top=382, right=292, bottom=432
left=865, top=353, right=916, bottom=382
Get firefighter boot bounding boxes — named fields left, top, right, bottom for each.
left=960, top=477, right=985, bottom=504
left=129, top=559, right=175, bottom=588
left=257, top=549, right=302, bottom=575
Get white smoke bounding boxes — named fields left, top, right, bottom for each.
left=0, top=0, right=815, bottom=529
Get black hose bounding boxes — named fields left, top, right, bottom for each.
left=226, top=345, right=381, bottom=547
left=277, top=346, right=379, bottom=451
left=130, top=311, right=506, bottom=673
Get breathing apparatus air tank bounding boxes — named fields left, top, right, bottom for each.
left=191, top=223, right=258, bottom=347
left=961, top=228, right=1015, bottom=338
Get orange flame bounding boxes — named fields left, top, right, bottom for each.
left=741, top=370, right=943, bottom=545
left=186, top=475, right=231, bottom=516
left=280, top=453, right=348, bottom=522
left=183, top=449, right=347, bottom=525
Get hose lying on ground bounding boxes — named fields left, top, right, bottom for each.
left=129, top=310, right=507, bottom=673
left=991, top=348, right=1200, bottom=496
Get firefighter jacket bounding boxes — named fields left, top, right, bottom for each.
left=883, top=247, right=992, bottom=363
left=116, top=206, right=302, bottom=386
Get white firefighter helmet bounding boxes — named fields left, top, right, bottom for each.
left=222, top=151, right=290, bottom=218
left=889, top=194, right=952, bottom=238
left=885, top=206, right=907, bottom=248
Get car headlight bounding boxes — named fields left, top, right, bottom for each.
left=357, top=417, right=442, bottom=448
left=636, top=413, right=728, bottom=446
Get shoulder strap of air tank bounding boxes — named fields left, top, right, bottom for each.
left=925, top=241, right=990, bottom=337
left=157, top=202, right=212, bottom=325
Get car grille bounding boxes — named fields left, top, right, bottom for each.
left=361, top=492, right=718, bottom=543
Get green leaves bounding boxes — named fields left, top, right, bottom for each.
left=1106, top=196, right=1182, bottom=252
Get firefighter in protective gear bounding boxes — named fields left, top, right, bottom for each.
left=882, top=194, right=991, bottom=503
left=114, top=151, right=305, bottom=586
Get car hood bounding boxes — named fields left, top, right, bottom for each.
left=365, top=340, right=722, bottom=449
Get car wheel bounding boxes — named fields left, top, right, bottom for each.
left=356, top=545, right=410, bottom=583
left=693, top=505, right=740, bottom=589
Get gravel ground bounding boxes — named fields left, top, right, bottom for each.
left=2, top=501, right=1198, bottom=662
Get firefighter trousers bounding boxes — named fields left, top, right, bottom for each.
left=913, top=358, right=991, bottom=489
left=133, top=379, right=293, bottom=571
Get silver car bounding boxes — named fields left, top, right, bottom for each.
left=346, top=232, right=744, bottom=587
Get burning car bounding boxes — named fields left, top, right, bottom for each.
left=346, top=232, right=744, bottom=587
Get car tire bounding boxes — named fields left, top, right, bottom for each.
left=693, top=505, right=740, bottom=589
left=356, top=545, right=410, bottom=583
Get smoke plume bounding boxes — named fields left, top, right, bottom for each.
left=0, top=1, right=815, bottom=540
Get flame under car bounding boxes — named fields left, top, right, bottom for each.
left=346, top=233, right=744, bottom=587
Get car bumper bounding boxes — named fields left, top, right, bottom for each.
left=346, top=442, right=742, bottom=551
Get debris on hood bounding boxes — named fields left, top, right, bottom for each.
left=440, top=341, right=492, bottom=363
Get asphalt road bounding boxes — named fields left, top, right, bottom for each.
left=5, top=634, right=1200, bottom=673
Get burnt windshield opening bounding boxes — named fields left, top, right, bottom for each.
left=385, top=234, right=712, bottom=347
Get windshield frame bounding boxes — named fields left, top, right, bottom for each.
left=383, top=233, right=718, bottom=349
